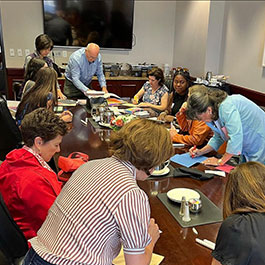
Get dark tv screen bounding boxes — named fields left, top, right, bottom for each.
left=42, top=0, right=134, bottom=50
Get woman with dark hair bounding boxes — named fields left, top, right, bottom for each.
left=132, top=68, right=169, bottom=112
left=168, top=68, right=193, bottom=116
left=0, top=108, right=67, bottom=241
left=187, top=85, right=265, bottom=165
left=24, top=34, right=66, bottom=99
left=24, top=34, right=54, bottom=68
left=22, top=58, right=47, bottom=97
left=161, top=85, right=213, bottom=146
left=212, top=162, right=265, bottom=264
left=23, top=119, right=173, bottom=265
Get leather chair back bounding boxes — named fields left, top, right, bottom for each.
left=0, top=193, right=28, bottom=264
left=0, top=96, right=22, bottom=160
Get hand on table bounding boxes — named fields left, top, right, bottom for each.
left=169, top=123, right=178, bottom=138
left=138, top=102, right=151, bottom=108
left=202, top=157, right=220, bottom=166
left=60, top=110, right=73, bottom=123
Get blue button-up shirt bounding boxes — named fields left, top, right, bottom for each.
left=65, top=48, right=106, bottom=93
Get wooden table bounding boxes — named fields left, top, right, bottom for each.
left=58, top=106, right=227, bottom=265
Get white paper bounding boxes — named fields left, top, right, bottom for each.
left=204, top=170, right=226, bottom=177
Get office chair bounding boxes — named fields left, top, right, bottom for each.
left=0, top=96, right=23, bottom=161
left=0, top=193, right=28, bottom=265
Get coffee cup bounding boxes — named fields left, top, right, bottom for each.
left=154, top=160, right=170, bottom=172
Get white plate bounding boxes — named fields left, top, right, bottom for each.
left=151, top=166, right=170, bottom=176
left=167, top=188, right=200, bottom=203
left=98, top=122, right=112, bottom=128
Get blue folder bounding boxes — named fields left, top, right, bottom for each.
left=170, top=152, right=208, bottom=167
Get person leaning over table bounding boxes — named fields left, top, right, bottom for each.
left=64, top=42, right=108, bottom=99
left=187, top=86, right=265, bottom=165
left=16, top=67, right=72, bottom=126
left=22, top=119, right=174, bottom=265
left=160, top=85, right=212, bottom=147
left=0, top=108, right=67, bottom=242
left=24, top=34, right=66, bottom=99
left=212, top=162, right=265, bottom=265
left=132, top=68, right=169, bottom=112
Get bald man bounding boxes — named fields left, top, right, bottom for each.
left=64, top=43, right=108, bottom=99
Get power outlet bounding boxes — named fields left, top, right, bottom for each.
left=54, top=51, right=61, bottom=57
left=17, top=49, right=23, bottom=57
left=62, top=51, right=67, bottom=57
left=25, top=49, right=30, bottom=56
left=9, top=48, right=15, bottom=57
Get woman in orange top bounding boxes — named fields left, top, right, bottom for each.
left=159, top=85, right=212, bottom=147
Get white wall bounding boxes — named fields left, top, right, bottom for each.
left=1, top=0, right=176, bottom=68
left=219, top=1, right=265, bottom=93
left=173, top=1, right=210, bottom=77
left=1, top=1, right=265, bottom=93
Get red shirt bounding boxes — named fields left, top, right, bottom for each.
left=0, top=147, right=62, bottom=241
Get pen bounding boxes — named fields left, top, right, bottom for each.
left=80, top=119, right=87, bottom=126
left=159, top=230, right=163, bottom=234
left=195, top=238, right=215, bottom=250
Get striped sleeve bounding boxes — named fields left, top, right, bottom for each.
left=115, top=189, right=151, bottom=255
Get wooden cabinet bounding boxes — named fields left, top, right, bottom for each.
left=91, top=79, right=146, bottom=98
left=6, top=68, right=147, bottom=100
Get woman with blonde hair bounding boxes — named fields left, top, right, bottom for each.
left=212, top=162, right=265, bottom=264
left=23, top=119, right=173, bottom=265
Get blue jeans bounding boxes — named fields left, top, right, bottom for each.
left=22, top=248, right=54, bottom=265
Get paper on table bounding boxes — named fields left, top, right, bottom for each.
left=216, top=164, right=235, bottom=173
left=113, top=248, right=164, bottom=265
left=170, top=152, right=208, bottom=167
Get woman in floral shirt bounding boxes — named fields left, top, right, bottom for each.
left=132, top=68, right=169, bottom=112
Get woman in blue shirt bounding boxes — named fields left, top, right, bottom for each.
left=187, top=86, right=265, bottom=165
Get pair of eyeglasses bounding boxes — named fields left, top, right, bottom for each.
left=175, top=67, right=189, bottom=73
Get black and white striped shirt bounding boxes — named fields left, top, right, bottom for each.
left=30, top=156, right=151, bottom=265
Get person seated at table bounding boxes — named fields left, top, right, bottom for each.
left=187, top=86, right=265, bottom=165
left=159, top=85, right=212, bottom=147
left=212, top=162, right=265, bottom=265
left=132, top=68, right=169, bottom=112
left=16, top=67, right=72, bottom=126
left=0, top=108, right=67, bottom=241
left=24, top=34, right=65, bottom=99
left=165, top=67, right=193, bottom=118
left=23, top=119, right=174, bottom=265
left=22, top=58, right=47, bottom=98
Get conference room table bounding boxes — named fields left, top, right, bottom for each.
left=58, top=105, right=227, bottom=265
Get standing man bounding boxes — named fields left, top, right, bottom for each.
left=64, top=43, right=108, bottom=99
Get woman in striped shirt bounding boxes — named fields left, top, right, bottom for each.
left=23, top=119, right=173, bottom=265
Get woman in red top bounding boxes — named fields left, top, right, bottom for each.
left=0, top=108, right=67, bottom=241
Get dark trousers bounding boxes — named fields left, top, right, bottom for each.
left=63, top=78, right=88, bottom=100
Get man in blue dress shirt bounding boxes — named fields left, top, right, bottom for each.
left=64, top=43, right=108, bottom=99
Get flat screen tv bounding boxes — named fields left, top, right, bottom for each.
left=42, top=0, right=135, bottom=50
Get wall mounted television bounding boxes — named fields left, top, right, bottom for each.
left=42, top=0, right=135, bottom=50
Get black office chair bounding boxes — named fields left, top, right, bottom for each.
left=0, top=193, right=28, bottom=265
left=0, top=95, right=23, bottom=161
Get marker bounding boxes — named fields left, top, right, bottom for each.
left=191, top=145, right=196, bottom=158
